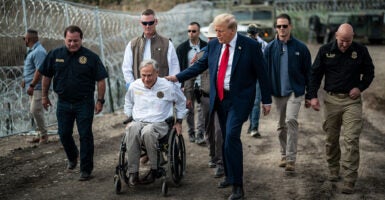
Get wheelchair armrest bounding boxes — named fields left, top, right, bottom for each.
left=165, top=116, right=175, bottom=129
left=165, top=116, right=175, bottom=127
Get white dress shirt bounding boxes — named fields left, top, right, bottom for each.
left=121, top=39, right=180, bottom=84
left=124, top=77, right=187, bottom=122
left=217, top=33, right=237, bottom=90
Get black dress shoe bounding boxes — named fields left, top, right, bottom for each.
left=214, top=165, right=224, bottom=178
left=128, top=172, right=139, bottom=186
left=217, top=178, right=231, bottom=188
left=228, top=185, right=244, bottom=200
left=79, top=171, right=91, bottom=181
left=67, top=159, right=77, bottom=170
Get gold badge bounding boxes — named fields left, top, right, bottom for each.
left=157, top=91, right=164, bottom=99
left=79, top=56, right=87, bottom=64
left=351, top=51, right=357, bottom=59
left=326, top=53, right=335, bottom=58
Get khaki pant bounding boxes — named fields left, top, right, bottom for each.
left=323, top=92, right=362, bottom=183
left=125, top=121, right=169, bottom=173
left=273, top=93, right=303, bottom=162
left=29, top=90, right=47, bottom=137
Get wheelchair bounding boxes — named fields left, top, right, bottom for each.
left=114, top=117, right=186, bottom=196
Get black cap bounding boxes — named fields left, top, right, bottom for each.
left=247, top=24, right=260, bottom=35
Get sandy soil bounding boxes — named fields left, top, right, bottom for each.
left=0, top=44, right=384, bottom=200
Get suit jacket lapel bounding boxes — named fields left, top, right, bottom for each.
left=231, top=36, right=242, bottom=75
left=213, top=42, right=222, bottom=80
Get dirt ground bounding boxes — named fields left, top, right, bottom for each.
left=1, top=43, right=384, bottom=200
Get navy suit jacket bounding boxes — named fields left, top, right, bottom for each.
left=176, top=34, right=272, bottom=121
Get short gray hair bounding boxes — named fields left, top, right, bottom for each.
left=139, top=59, right=159, bottom=71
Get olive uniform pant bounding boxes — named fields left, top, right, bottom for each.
left=323, top=92, right=362, bottom=184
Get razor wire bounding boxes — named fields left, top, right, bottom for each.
left=0, top=0, right=215, bottom=137
left=274, top=0, right=385, bottom=12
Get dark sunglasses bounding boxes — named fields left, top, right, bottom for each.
left=276, top=24, right=289, bottom=29
left=141, top=21, right=155, bottom=26
left=188, top=30, right=197, bottom=33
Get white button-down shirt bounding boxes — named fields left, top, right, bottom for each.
left=218, top=33, right=237, bottom=90
left=124, top=77, right=187, bottom=122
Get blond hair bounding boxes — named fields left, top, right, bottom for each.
left=213, top=13, right=237, bottom=31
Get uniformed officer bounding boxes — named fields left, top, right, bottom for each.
left=39, top=25, right=108, bottom=181
left=308, top=23, right=375, bottom=194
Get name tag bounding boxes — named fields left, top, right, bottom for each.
left=56, top=58, right=65, bottom=63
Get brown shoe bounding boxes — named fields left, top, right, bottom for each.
left=28, top=137, right=40, bottom=143
left=140, top=155, right=149, bottom=164
left=128, top=172, right=139, bottom=187
left=39, top=135, right=48, bottom=144
left=328, top=170, right=340, bottom=182
left=341, top=182, right=355, bottom=194
left=285, top=161, right=295, bottom=172
left=278, top=157, right=286, bottom=167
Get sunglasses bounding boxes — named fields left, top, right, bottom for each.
left=276, top=24, right=289, bottom=29
left=188, top=30, right=197, bottom=33
left=141, top=21, right=155, bottom=26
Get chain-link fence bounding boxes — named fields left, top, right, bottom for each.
left=1, top=0, right=383, bottom=137
left=0, top=0, right=216, bottom=137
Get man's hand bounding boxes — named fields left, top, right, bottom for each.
left=186, top=99, right=193, bottom=109
left=42, top=97, right=52, bottom=111
left=95, top=101, right=103, bottom=114
left=349, top=87, right=361, bottom=100
left=262, top=104, right=271, bottom=116
left=310, top=98, right=320, bottom=111
left=27, top=86, right=34, bottom=96
left=190, top=54, right=199, bottom=64
left=305, top=99, right=311, bottom=108
left=165, top=75, right=178, bottom=82
left=173, top=122, right=182, bottom=135
left=21, top=80, right=25, bottom=88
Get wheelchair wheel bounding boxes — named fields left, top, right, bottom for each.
left=114, top=175, right=122, bottom=194
left=161, top=180, right=168, bottom=196
left=118, top=134, right=129, bottom=184
left=167, top=128, right=186, bottom=186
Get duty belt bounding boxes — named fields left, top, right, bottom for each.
left=326, top=91, right=349, bottom=98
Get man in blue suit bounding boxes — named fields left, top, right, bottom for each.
left=167, top=13, right=272, bottom=200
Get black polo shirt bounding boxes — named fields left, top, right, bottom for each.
left=308, top=41, right=375, bottom=98
left=39, top=46, right=108, bottom=102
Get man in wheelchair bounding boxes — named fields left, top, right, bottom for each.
left=123, top=59, right=186, bottom=186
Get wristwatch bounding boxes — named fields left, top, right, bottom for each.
left=29, top=83, right=35, bottom=88
left=176, top=118, right=183, bottom=124
left=97, top=99, right=105, bottom=104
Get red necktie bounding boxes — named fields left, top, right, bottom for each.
left=217, top=44, right=230, bottom=101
